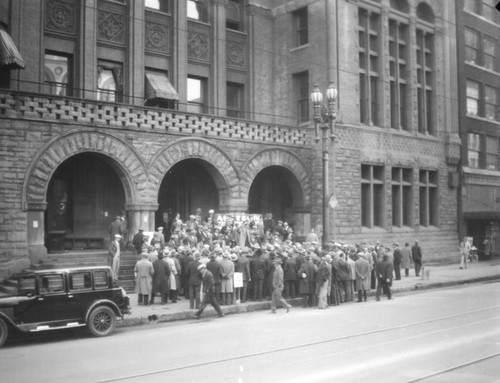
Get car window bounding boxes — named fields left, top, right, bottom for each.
left=39, top=274, right=64, bottom=294
left=69, top=272, right=92, bottom=290
left=93, top=270, right=109, bottom=289
left=18, top=276, right=36, bottom=295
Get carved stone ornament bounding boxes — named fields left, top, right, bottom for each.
left=98, top=11, right=125, bottom=44
left=227, top=42, right=245, bottom=68
left=45, top=0, right=76, bottom=34
left=188, top=32, right=209, bottom=60
left=146, top=23, right=169, bottom=52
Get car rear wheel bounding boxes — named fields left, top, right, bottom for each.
left=88, top=306, right=116, bottom=337
left=0, top=318, right=8, bottom=348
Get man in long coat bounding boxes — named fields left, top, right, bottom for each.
left=251, top=250, right=265, bottom=301
left=336, top=252, right=352, bottom=303
left=108, top=234, right=121, bottom=282
left=355, top=252, right=370, bottom=302
left=134, top=253, right=154, bottom=306
left=187, top=251, right=202, bottom=309
left=283, top=252, right=298, bottom=299
left=151, top=252, right=170, bottom=304
left=316, top=254, right=331, bottom=309
left=206, top=253, right=223, bottom=302
left=393, top=242, right=402, bottom=280
left=219, top=252, right=235, bottom=305
left=298, top=255, right=316, bottom=307
left=411, top=240, right=423, bottom=277
left=401, top=242, right=412, bottom=277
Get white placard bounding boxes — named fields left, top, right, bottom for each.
left=233, top=272, right=243, bottom=288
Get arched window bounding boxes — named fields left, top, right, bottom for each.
left=390, top=0, right=409, bottom=13
left=416, top=2, right=435, bottom=23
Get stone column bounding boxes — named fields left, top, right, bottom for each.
left=125, top=203, right=159, bottom=237
left=27, top=202, right=48, bottom=265
left=212, top=0, right=227, bottom=115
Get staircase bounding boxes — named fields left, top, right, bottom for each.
left=43, top=250, right=138, bottom=293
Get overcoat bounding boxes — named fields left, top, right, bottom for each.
left=164, top=256, right=177, bottom=290
left=152, top=258, right=170, bottom=295
left=355, top=257, right=371, bottom=290
left=284, top=256, right=298, bottom=281
left=219, top=258, right=235, bottom=293
left=134, top=258, right=154, bottom=294
left=298, top=260, right=316, bottom=294
left=401, top=247, right=412, bottom=269
left=236, top=255, right=251, bottom=282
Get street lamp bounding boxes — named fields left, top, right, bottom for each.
left=311, top=81, right=337, bottom=246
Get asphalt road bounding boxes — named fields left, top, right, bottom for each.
left=2, top=283, right=500, bottom=383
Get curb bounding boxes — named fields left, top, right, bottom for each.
left=117, top=276, right=500, bottom=329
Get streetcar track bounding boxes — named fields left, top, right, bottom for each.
left=96, top=304, right=500, bottom=382
left=404, top=351, right=500, bottom=383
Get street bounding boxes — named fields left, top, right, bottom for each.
left=2, top=282, right=500, bottom=383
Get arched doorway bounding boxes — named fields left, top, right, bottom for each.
left=248, top=166, right=297, bottom=225
left=156, top=159, right=220, bottom=237
left=45, top=153, right=125, bottom=251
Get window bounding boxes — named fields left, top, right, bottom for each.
left=187, top=76, right=207, bottom=113
left=69, top=272, right=92, bottom=290
left=361, top=164, right=385, bottom=228
left=392, top=168, right=413, bottom=227
left=226, top=82, right=244, bottom=118
left=94, top=270, right=109, bottom=289
left=468, top=133, right=481, bottom=168
left=465, top=29, right=480, bottom=64
left=416, top=28, right=434, bottom=134
left=39, top=274, right=64, bottom=294
left=485, top=136, right=498, bottom=170
left=97, top=62, right=122, bottom=102
left=44, top=53, right=72, bottom=96
left=293, top=7, right=308, bottom=47
left=293, top=71, right=309, bottom=123
left=389, top=19, right=409, bottom=130
left=18, top=276, right=35, bottom=295
left=226, top=0, right=243, bottom=31
left=419, top=170, right=438, bottom=227
left=359, top=8, right=380, bottom=126
left=483, top=36, right=497, bottom=71
left=145, top=0, right=170, bottom=13
left=485, top=85, right=498, bottom=120
left=188, top=0, right=208, bottom=22
left=466, top=80, right=480, bottom=115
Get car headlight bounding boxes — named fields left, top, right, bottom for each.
left=119, top=287, right=128, bottom=298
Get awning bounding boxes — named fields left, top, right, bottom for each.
left=464, top=211, right=500, bottom=220
left=145, top=72, right=179, bottom=101
left=0, top=28, right=25, bottom=69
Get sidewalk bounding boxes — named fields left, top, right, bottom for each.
left=117, top=258, right=500, bottom=328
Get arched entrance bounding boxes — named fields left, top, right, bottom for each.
left=156, top=159, right=220, bottom=236
left=248, top=166, right=299, bottom=225
left=45, top=153, right=126, bottom=251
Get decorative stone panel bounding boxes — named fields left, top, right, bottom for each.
left=45, top=0, right=77, bottom=35
left=187, top=22, right=210, bottom=62
left=226, top=31, right=246, bottom=69
left=145, top=22, right=170, bottom=53
left=97, top=0, right=126, bottom=45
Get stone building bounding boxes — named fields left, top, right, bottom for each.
left=0, top=0, right=460, bottom=277
left=456, top=0, right=500, bottom=258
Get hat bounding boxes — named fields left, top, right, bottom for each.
left=197, top=264, right=206, bottom=271
left=157, top=226, right=164, bottom=231
left=222, top=252, right=230, bottom=258
left=230, top=254, right=238, bottom=262
left=139, top=228, right=144, bottom=232
left=114, top=234, right=122, bottom=238
left=240, top=247, right=250, bottom=254
left=273, top=258, right=282, bottom=265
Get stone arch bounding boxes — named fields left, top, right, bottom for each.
left=148, top=138, right=240, bottom=209
left=22, top=130, right=146, bottom=209
left=241, top=148, right=311, bottom=207
left=416, top=2, right=435, bottom=23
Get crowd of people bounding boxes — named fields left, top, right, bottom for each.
left=107, top=210, right=426, bottom=316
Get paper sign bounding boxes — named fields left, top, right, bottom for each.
left=234, top=272, right=243, bottom=288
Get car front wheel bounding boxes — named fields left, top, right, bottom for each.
left=88, top=306, right=116, bottom=337
left=0, top=317, right=8, bottom=348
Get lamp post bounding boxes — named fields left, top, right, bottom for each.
left=311, top=81, right=337, bottom=246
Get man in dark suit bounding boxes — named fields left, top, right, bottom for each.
left=411, top=240, right=423, bottom=277
left=194, top=264, right=224, bottom=319
left=236, top=247, right=251, bottom=303
left=376, top=254, right=394, bottom=300
left=187, top=251, right=202, bottom=309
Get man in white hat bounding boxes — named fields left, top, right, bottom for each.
left=194, top=264, right=224, bottom=319
left=109, top=234, right=122, bottom=281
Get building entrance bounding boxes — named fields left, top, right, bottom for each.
left=45, top=153, right=125, bottom=252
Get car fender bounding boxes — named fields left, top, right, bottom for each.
left=85, top=300, right=122, bottom=322
left=0, top=310, right=17, bottom=328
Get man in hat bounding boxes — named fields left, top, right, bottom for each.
left=236, top=247, right=251, bottom=303
left=134, top=252, right=154, bottom=306
left=393, top=242, right=402, bottom=280
left=251, top=249, right=265, bottom=301
left=187, top=250, right=202, bottom=309
left=219, top=251, right=235, bottom=305
left=355, top=252, right=370, bottom=302
left=376, top=253, right=394, bottom=301
left=194, top=264, right=224, bottom=319
left=108, top=216, right=122, bottom=243
left=316, top=254, right=331, bottom=309
left=298, top=254, right=316, bottom=307
left=132, top=229, right=144, bottom=255
left=151, top=226, right=165, bottom=247
left=109, top=234, right=121, bottom=281
left=270, top=258, right=292, bottom=313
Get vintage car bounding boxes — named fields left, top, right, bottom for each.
left=0, top=266, right=130, bottom=347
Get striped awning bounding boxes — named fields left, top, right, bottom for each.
left=0, top=28, right=25, bottom=69
left=145, top=72, right=179, bottom=101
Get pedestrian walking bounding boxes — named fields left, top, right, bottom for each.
left=375, top=254, right=394, bottom=301
left=270, top=258, right=292, bottom=313
left=194, top=264, right=224, bottom=319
